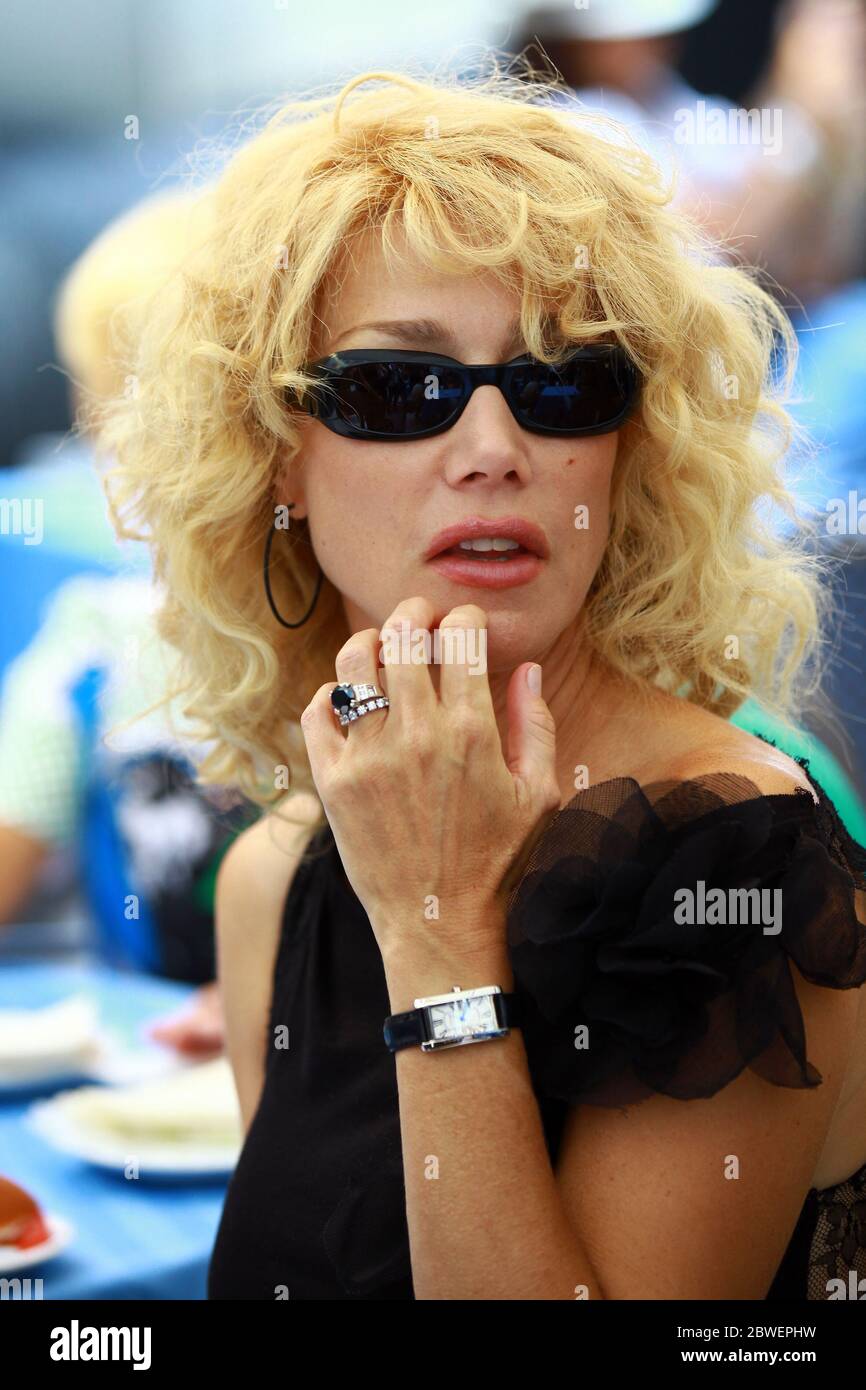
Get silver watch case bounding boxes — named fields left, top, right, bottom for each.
left=413, top=984, right=509, bottom=1052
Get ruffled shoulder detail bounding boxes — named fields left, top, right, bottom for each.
left=505, top=761, right=866, bottom=1109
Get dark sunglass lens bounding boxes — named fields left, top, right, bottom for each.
left=320, top=361, right=466, bottom=435
left=509, top=352, right=635, bottom=432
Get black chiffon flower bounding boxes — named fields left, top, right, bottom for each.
left=505, top=767, right=866, bottom=1108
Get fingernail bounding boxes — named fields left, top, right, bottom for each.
left=527, top=663, right=542, bottom=696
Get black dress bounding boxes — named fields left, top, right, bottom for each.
left=208, top=755, right=866, bottom=1300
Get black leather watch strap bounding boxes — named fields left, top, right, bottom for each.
left=383, top=991, right=522, bottom=1052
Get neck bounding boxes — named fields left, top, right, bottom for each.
left=486, top=612, right=632, bottom=803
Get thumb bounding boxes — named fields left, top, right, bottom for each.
left=506, top=662, right=558, bottom=797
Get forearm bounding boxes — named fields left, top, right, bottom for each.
left=0, top=824, right=48, bottom=924
left=380, top=921, right=604, bottom=1301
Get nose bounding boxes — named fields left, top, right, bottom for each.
left=442, top=384, right=534, bottom=488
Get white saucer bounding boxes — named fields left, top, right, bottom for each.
left=0, top=1213, right=75, bottom=1273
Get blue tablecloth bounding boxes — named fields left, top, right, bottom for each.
left=0, top=959, right=228, bottom=1299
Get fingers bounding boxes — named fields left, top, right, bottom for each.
left=505, top=661, right=560, bottom=806
left=378, top=596, right=437, bottom=725
left=147, top=1017, right=224, bottom=1056
left=301, top=681, right=349, bottom=777
left=436, top=604, right=495, bottom=719
left=303, top=598, right=497, bottom=779
left=333, top=627, right=388, bottom=741
left=302, top=624, right=390, bottom=776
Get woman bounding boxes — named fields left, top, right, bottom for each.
left=95, top=64, right=866, bottom=1300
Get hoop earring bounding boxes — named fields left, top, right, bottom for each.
left=263, top=504, right=324, bottom=629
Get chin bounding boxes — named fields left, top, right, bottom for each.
left=357, top=583, right=576, bottom=673
left=462, top=609, right=555, bottom=677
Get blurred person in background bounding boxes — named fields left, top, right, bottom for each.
left=0, top=189, right=256, bottom=1055
left=511, top=0, right=866, bottom=303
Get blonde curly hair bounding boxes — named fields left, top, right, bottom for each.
left=89, top=57, right=832, bottom=812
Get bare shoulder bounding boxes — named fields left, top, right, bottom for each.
left=630, top=692, right=818, bottom=800
left=216, top=788, right=324, bottom=931
left=667, top=739, right=818, bottom=800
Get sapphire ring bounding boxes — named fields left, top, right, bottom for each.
left=329, top=682, right=390, bottom=727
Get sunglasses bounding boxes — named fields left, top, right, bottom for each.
left=285, top=345, right=640, bottom=441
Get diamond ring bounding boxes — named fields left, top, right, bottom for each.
left=329, top=682, right=390, bottom=726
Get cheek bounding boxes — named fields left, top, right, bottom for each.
left=303, top=437, right=382, bottom=547
left=303, top=446, right=411, bottom=607
left=563, top=440, right=617, bottom=531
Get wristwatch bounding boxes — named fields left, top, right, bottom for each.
left=383, top=984, right=521, bottom=1053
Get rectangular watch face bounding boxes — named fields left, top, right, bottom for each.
left=428, top=994, right=499, bottom=1040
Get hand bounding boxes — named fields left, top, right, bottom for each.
left=146, top=981, right=225, bottom=1057
left=300, top=597, right=562, bottom=965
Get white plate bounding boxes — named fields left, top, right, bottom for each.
left=27, top=1096, right=239, bottom=1180
left=0, top=996, right=100, bottom=1064
left=0, top=1029, right=116, bottom=1095
left=0, top=1034, right=195, bottom=1096
left=0, top=995, right=113, bottom=1093
left=0, top=1213, right=75, bottom=1272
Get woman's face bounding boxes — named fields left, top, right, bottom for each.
left=285, top=228, right=621, bottom=675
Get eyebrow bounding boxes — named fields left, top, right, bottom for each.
left=329, top=314, right=526, bottom=354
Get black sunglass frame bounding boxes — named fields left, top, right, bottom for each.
left=285, top=345, right=640, bottom=441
